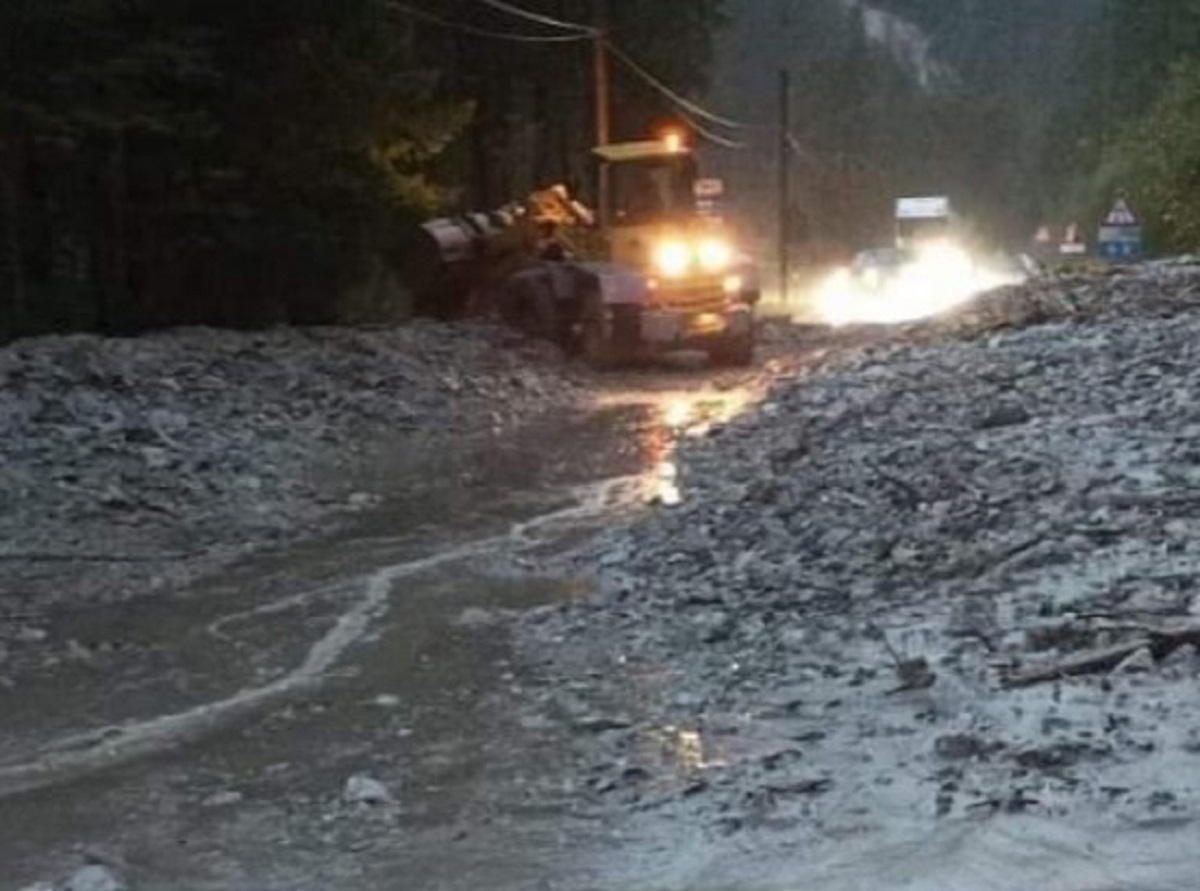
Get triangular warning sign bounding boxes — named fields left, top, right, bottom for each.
left=1104, top=198, right=1139, bottom=227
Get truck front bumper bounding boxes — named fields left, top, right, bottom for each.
left=639, top=304, right=753, bottom=346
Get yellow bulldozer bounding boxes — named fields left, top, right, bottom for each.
left=409, top=133, right=761, bottom=367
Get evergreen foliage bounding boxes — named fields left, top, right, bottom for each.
left=0, top=0, right=726, bottom=339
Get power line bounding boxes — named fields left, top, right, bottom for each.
left=679, top=110, right=747, bottom=150
left=477, top=0, right=598, bottom=35
left=387, top=1, right=593, bottom=43
left=606, top=42, right=744, bottom=130
left=391, top=1, right=744, bottom=140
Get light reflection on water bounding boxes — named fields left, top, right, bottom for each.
left=630, top=388, right=756, bottom=507
left=654, top=460, right=682, bottom=507
left=658, top=725, right=725, bottom=772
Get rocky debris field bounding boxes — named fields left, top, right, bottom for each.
left=521, top=259, right=1200, bottom=851
left=19, top=862, right=125, bottom=891
left=0, top=322, right=580, bottom=639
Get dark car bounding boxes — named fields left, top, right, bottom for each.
left=848, top=247, right=915, bottom=292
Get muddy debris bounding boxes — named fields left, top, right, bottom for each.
left=1113, top=645, right=1157, bottom=674
left=0, top=322, right=581, bottom=637
left=343, top=774, right=393, bottom=807
left=934, top=733, right=1001, bottom=761
left=65, top=866, right=125, bottom=891
left=522, top=260, right=1200, bottom=834
left=20, top=866, right=128, bottom=891
left=200, top=790, right=245, bottom=809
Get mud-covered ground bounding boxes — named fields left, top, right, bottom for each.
left=518, top=258, right=1200, bottom=889
left=0, top=322, right=583, bottom=637
left=1, top=317, right=795, bottom=890
left=7, top=263, right=1200, bottom=890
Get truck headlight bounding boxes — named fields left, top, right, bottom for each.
left=653, top=240, right=692, bottom=278
left=697, top=238, right=734, bottom=272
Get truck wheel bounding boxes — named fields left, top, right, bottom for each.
left=501, top=276, right=559, bottom=343
left=581, top=316, right=619, bottom=369
left=709, top=333, right=755, bottom=368
left=496, top=281, right=526, bottom=328
left=524, top=280, right=559, bottom=343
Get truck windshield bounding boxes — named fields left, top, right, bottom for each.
left=608, top=157, right=697, bottom=225
left=898, top=217, right=952, bottom=245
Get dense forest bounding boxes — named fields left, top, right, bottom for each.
left=0, top=0, right=724, bottom=341
left=1069, top=0, right=1200, bottom=252
left=3, top=1, right=1200, bottom=343
left=715, top=0, right=1200, bottom=262
left=712, top=0, right=1098, bottom=258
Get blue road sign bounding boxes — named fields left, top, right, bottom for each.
left=1098, top=237, right=1141, bottom=261
left=1097, top=198, right=1143, bottom=262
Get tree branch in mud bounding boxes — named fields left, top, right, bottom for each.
left=865, top=622, right=938, bottom=692
left=1003, top=625, right=1200, bottom=689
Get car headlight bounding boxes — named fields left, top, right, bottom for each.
left=916, top=242, right=972, bottom=277
left=653, top=240, right=692, bottom=278
left=697, top=238, right=734, bottom=272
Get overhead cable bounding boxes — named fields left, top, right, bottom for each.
left=388, top=2, right=593, bottom=43
left=607, top=42, right=744, bottom=130
left=477, top=0, right=598, bottom=35
left=678, top=110, right=747, bottom=149
left=390, top=1, right=743, bottom=140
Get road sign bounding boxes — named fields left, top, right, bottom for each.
left=694, top=178, right=725, bottom=219
left=1103, top=197, right=1139, bottom=227
left=1098, top=227, right=1143, bottom=261
left=896, top=196, right=950, bottom=219
left=1097, top=197, right=1142, bottom=262
left=1057, top=221, right=1085, bottom=255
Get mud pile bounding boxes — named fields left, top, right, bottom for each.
left=523, top=259, right=1200, bottom=842
left=0, top=322, right=579, bottom=627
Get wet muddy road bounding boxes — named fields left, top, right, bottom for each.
left=0, top=359, right=768, bottom=891
left=7, top=324, right=1200, bottom=891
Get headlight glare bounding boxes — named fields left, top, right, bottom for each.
left=654, top=240, right=692, bottom=278
left=697, top=238, right=734, bottom=272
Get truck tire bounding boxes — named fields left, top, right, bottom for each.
left=501, top=275, right=559, bottom=343
left=709, top=332, right=755, bottom=368
left=581, top=316, right=620, bottom=369
left=524, top=279, right=559, bottom=343
left=496, top=280, right=526, bottom=328
left=580, top=294, right=643, bottom=369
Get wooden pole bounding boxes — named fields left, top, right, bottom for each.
left=778, top=68, right=791, bottom=303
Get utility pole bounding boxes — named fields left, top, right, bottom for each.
left=592, top=0, right=611, bottom=225
left=1102, top=0, right=1117, bottom=143
left=778, top=67, right=791, bottom=304
left=592, top=0, right=611, bottom=148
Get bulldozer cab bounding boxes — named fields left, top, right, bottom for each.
left=594, top=137, right=705, bottom=271
left=597, top=141, right=698, bottom=227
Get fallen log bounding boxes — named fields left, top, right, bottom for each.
left=1003, top=624, right=1200, bottom=689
